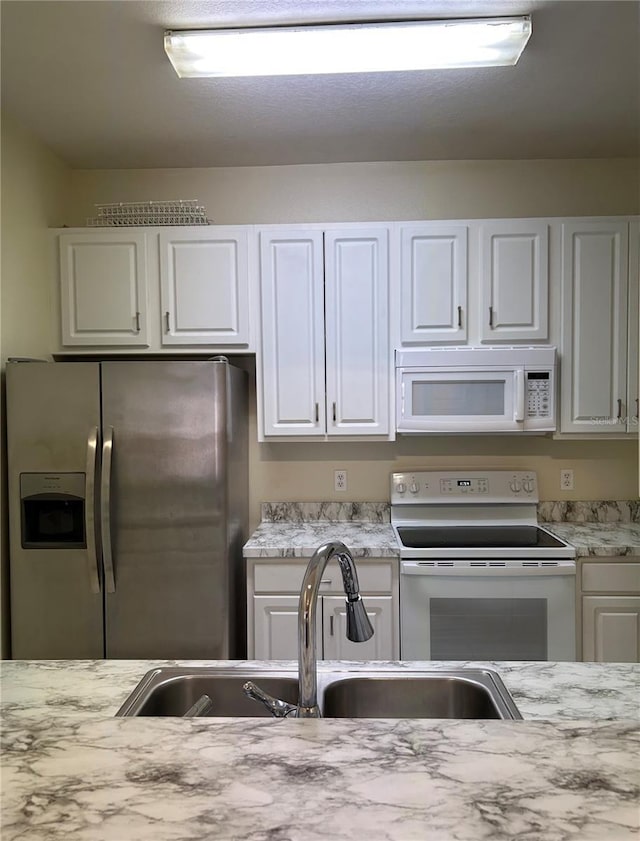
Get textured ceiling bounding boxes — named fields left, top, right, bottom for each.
left=1, top=0, right=638, bottom=169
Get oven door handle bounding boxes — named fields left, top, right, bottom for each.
left=400, top=561, right=576, bottom=576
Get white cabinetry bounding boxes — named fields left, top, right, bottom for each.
left=479, top=219, right=549, bottom=343
left=159, top=228, right=250, bottom=346
left=399, top=224, right=468, bottom=344
left=258, top=226, right=390, bottom=439
left=581, top=560, right=640, bottom=662
left=559, top=220, right=633, bottom=434
left=396, top=219, right=550, bottom=347
left=55, top=227, right=253, bottom=352
left=247, top=558, right=399, bottom=660
left=59, top=231, right=149, bottom=346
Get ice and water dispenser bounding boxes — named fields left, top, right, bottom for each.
left=20, top=473, right=86, bottom=549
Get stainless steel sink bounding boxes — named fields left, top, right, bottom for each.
left=117, top=667, right=521, bottom=720
left=116, top=668, right=299, bottom=717
left=321, top=672, right=520, bottom=719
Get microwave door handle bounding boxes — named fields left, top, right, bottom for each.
left=514, top=369, right=525, bottom=422
left=101, top=427, right=116, bottom=593
left=85, top=426, right=101, bottom=595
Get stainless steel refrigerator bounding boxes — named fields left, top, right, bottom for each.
left=6, top=358, right=248, bottom=659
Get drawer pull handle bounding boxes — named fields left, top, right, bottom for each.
left=320, top=579, right=332, bottom=586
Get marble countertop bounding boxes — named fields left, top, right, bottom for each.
left=2, top=659, right=639, bottom=840
left=542, top=522, right=640, bottom=557
left=244, top=520, right=640, bottom=559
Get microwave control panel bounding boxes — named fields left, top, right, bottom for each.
left=526, top=372, right=552, bottom=418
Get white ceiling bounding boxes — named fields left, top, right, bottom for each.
left=1, top=0, right=638, bottom=169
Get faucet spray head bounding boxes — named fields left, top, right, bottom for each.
left=346, top=595, right=374, bottom=643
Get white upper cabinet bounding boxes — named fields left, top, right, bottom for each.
left=399, top=224, right=468, bottom=344
left=259, top=230, right=326, bottom=436
left=324, top=229, right=389, bottom=436
left=159, top=228, right=250, bottom=346
left=479, top=220, right=549, bottom=343
left=627, top=220, right=639, bottom=434
left=258, top=225, right=390, bottom=439
left=59, top=231, right=149, bottom=346
left=560, top=220, right=630, bottom=434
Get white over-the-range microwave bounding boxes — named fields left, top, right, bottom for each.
left=396, top=346, right=557, bottom=434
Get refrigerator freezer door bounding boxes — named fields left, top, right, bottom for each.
left=6, top=362, right=104, bottom=658
left=101, top=361, right=235, bottom=658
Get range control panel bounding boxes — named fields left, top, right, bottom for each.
left=391, top=470, right=538, bottom=504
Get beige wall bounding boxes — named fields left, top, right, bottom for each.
left=0, top=112, right=70, bottom=656
left=1, top=151, right=637, bottom=564
left=67, top=159, right=640, bottom=227
left=65, top=158, right=640, bottom=531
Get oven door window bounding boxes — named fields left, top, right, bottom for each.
left=430, top=597, right=547, bottom=660
left=400, top=569, right=576, bottom=661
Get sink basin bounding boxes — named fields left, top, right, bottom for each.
left=117, top=667, right=521, bottom=720
left=116, top=668, right=299, bottom=717
left=321, top=672, right=519, bottom=719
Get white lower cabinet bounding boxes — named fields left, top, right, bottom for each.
left=581, top=560, right=640, bottom=662
left=247, top=558, right=399, bottom=660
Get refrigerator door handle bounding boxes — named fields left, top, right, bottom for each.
left=101, top=426, right=116, bottom=593
left=85, top=426, right=101, bottom=594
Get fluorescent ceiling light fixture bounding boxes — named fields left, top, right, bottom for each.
left=164, top=16, right=532, bottom=78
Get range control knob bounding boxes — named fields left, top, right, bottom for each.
left=509, top=479, right=522, bottom=493
left=396, top=482, right=406, bottom=494
left=409, top=482, right=419, bottom=494
left=522, top=479, right=535, bottom=493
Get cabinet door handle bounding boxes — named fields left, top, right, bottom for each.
left=457, top=306, right=462, bottom=328
left=636, top=397, right=639, bottom=419
left=315, top=402, right=319, bottom=423
left=134, top=311, right=141, bottom=332
left=329, top=615, right=334, bottom=636
left=165, top=311, right=170, bottom=333
left=489, top=306, right=494, bottom=328
left=332, top=402, right=337, bottom=423
left=617, top=398, right=623, bottom=420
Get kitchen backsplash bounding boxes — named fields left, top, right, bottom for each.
left=261, top=501, right=640, bottom=523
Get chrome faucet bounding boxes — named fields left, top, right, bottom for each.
left=244, top=540, right=374, bottom=718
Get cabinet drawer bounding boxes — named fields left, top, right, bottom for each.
left=253, top=561, right=393, bottom=594
left=582, top=562, right=640, bottom=593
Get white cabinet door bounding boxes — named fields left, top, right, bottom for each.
left=259, top=230, right=326, bottom=436
left=59, top=232, right=149, bottom=346
left=582, top=596, right=640, bottom=662
left=399, top=224, right=468, bottom=344
left=322, top=595, right=397, bottom=660
left=324, top=229, right=390, bottom=436
left=627, top=219, right=639, bottom=433
left=480, top=220, right=549, bottom=342
left=159, top=228, right=249, bottom=346
left=252, top=595, right=301, bottom=660
left=560, top=221, right=629, bottom=433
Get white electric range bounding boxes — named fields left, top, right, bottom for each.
left=392, top=470, right=576, bottom=661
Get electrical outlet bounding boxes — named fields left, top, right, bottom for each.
left=334, top=469, right=347, bottom=492
left=560, top=469, right=574, bottom=491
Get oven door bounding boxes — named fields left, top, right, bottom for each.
left=400, top=561, right=576, bottom=661
left=396, top=367, right=525, bottom=433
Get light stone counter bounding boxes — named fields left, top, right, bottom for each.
left=243, top=500, right=640, bottom=560
left=1, top=659, right=639, bottom=841
left=543, top=522, right=640, bottom=557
